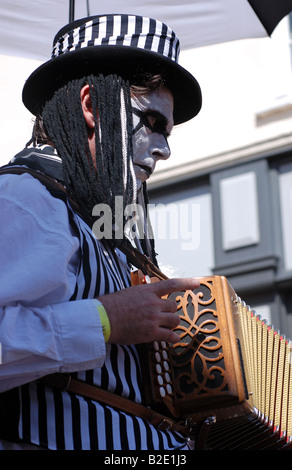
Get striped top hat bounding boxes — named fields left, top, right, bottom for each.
left=22, top=14, right=202, bottom=125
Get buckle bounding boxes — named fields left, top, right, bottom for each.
left=157, top=418, right=174, bottom=431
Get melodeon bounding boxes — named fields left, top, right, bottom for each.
left=132, top=272, right=292, bottom=450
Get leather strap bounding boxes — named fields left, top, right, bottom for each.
left=117, top=242, right=168, bottom=280
left=41, top=373, right=191, bottom=436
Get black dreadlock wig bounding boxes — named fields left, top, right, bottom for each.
left=42, top=74, right=134, bottom=221
left=37, top=73, right=158, bottom=263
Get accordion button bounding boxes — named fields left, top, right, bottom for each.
left=163, top=361, right=170, bottom=371
left=155, top=352, right=161, bottom=363
left=156, top=364, right=162, bottom=374
left=159, top=387, right=166, bottom=397
left=153, top=341, right=159, bottom=351
left=164, top=372, right=171, bottom=383
left=161, top=341, right=167, bottom=349
left=166, top=384, right=173, bottom=395
left=157, top=375, right=164, bottom=386
left=162, top=350, right=168, bottom=360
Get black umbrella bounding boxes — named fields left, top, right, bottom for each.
left=248, top=0, right=292, bottom=35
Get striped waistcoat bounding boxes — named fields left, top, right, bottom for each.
left=17, top=203, right=187, bottom=450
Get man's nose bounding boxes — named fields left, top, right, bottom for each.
left=150, top=134, right=171, bottom=161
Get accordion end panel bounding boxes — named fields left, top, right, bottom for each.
left=139, top=277, right=252, bottom=416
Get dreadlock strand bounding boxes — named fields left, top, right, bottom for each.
left=101, top=75, right=121, bottom=202
left=123, top=82, right=136, bottom=207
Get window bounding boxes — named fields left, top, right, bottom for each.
left=289, top=13, right=292, bottom=63
left=278, top=161, right=292, bottom=272
left=289, top=13, right=292, bottom=68
left=149, top=183, right=214, bottom=278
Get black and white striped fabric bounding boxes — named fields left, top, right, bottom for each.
left=52, top=14, right=180, bottom=65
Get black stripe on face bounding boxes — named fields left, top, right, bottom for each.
left=132, top=107, right=171, bottom=141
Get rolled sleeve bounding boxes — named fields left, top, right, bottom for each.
left=55, top=298, right=106, bottom=372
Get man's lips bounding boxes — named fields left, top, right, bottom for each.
left=135, top=164, right=153, bottom=178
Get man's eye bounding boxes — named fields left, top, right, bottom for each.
left=147, top=116, right=166, bottom=135
left=147, top=115, right=157, bottom=128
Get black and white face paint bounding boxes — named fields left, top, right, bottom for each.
left=131, top=86, right=174, bottom=192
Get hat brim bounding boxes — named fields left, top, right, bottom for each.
left=22, top=45, right=202, bottom=125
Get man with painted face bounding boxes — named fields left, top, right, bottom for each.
left=0, top=15, right=202, bottom=450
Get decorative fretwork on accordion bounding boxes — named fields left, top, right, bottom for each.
left=132, top=272, right=292, bottom=450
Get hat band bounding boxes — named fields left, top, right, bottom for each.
left=52, top=15, right=180, bottom=64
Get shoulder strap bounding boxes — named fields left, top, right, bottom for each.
left=118, top=242, right=167, bottom=279
left=0, top=166, right=82, bottom=215
left=41, top=373, right=192, bottom=436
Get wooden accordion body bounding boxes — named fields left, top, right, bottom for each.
left=132, top=272, right=292, bottom=450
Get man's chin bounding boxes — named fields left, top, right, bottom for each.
left=135, top=178, right=143, bottom=193
left=133, top=175, right=149, bottom=197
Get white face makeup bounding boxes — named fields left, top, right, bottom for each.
left=131, top=86, right=174, bottom=191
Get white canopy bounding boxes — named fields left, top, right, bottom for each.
left=1, top=0, right=291, bottom=170
left=0, top=0, right=270, bottom=61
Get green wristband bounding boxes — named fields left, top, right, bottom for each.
left=96, top=303, right=111, bottom=343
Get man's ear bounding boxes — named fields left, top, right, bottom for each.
left=80, top=84, right=95, bottom=129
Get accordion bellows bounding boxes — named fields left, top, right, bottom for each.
left=133, top=273, right=292, bottom=450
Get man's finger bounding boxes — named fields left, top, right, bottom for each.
left=158, top=327, right=181, bottom=345
left=160, top=298, right=177, bottom=313
left=152, top=277, right=200, bottom=297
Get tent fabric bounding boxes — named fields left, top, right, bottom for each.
left=0, top=0, right=280, bottom=61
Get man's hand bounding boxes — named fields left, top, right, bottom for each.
left=97, top=278, right=200, bottom=345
